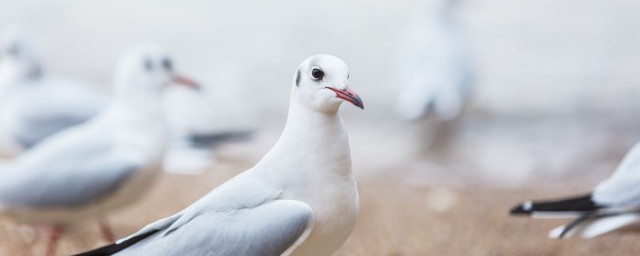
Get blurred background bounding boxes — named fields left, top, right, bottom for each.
left=1, top=0, right=640, bottom=255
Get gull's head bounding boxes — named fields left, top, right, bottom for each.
left=114, top=44, right=199, bottom=97
left=0, top=26, right=43, bottom=79
left=292, top=54, right=363, bottom=113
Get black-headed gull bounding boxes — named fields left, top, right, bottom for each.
left=511, top=141, right=640, bottom=239
left=0, top=44, right=199, bottom=256
left=75, top=54, right=363, bottom=256
left=395, top=0, right=473, bottom=121
left=0, top=26, right=109, bottom=155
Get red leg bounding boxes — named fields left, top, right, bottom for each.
left=44, top=225, right=62, bottom=256
left=98, top=219, right=115, bottom=243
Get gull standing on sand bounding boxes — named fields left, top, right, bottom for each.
left=0, top=45, right=199, bottom=256
left=0, top=26, right=109, bottom=155
left=395, top=0, right=473, bottom=121
left=511, top=141, right=640, bottom=239
left=76, top=54, right=364, bottom=256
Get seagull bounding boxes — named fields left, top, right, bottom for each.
left=74, top=54, right=364, bottom=256
left=0, top=44, right=199, bottom=256
left=162, top=85, right=253, bottom=174
left=511, top=141, right=640, bottom=239
left=395, top=0, right=473, bottom=121
left=0, top=26, right=110, bottom=155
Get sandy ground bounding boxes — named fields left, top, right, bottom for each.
left=1, top=113, right=640, bottom=256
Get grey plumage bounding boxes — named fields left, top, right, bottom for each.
left=0, top=115, right=143, bottom=208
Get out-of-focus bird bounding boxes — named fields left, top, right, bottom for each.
left=162, top=85, right=253, bottom=174
left=74, top=54, right=363, bottom=256
left=0, top=44, right=199, bottom=256
left=0, top=26, right=109, bottom=156
left=511, top=141, right=640, bottom=239
left=395, top=0, right=473, bottom=121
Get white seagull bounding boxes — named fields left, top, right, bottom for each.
left=511, top=141, right=640, bottom=239
left=75, top=54, right=364, bottom=256
left=0, top=44, right=199, bottom=256
left=395, top=0, right=473, bottom=121
left=0, top=26, right=109, bottom=155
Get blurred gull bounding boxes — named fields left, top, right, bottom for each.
left=0, top=26, right=109, bottom=155
left=0, top=44, right=199, bottom=256
left=162, top=85, right=253, bottom=174
left=76, top=54, right=363, bottom=256
left=395, top=0, right=473, bottom=121
left=511, top=141, right=640, bottom=239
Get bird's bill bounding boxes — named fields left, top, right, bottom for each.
left=172, top=74, right=201, bottom=91
left=326, top=86, right=364, bottom=109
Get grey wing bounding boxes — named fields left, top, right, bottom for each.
left=116, top=200, right=313, bottom=256
left=0, top=125, right=144, bottom=208
left=14, top=115, right=90, bottom=148
left=0, top=151, right=143, bottom=208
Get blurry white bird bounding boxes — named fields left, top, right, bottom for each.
left=511, top=141, right=640, bottom=239
left=0, top=44, right=199, bottom=256
left=75, top=54, right=363, bottom=256
left=0, top=26, right=109, bottom=155
left=395, top=0, right=473, bottom=121
left=162, top=85, right=253, bottom=174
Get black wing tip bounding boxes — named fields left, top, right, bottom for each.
left=71, top=243, right=117, bottom=256
left=510, top=202, right=533, bottom=215
left=71, top=229, right=160, bottom=256
left=509, top=193, right=600, bottom=215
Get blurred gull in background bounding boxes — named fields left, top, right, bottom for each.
left=511, top=141, right=640, bottom=239
left=394, top=0, right=473, bottom=121
left=162, top=85, right=253, bottom=174
left=0, top=44, right=199, bottom=256
left=0, top=26, right=109, bottom=156
left=76, top=54, right=363, bottom=256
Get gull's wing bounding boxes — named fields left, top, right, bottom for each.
left=74, top=200, right=313, bottom=256
left=510, top=142, right=640, bottom=219
left=0, top=115, right=144, bottom=208
left=593, top=142, right=640, bottom=206
left=7, top=78, right=109, bottom=148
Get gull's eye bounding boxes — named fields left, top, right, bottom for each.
left=162, top=58, right=173, bottom=71
left=7, top=44, right=20, bottom=56
left=311, top=68, right=324, bottom=80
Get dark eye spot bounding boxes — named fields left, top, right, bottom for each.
left=162, top=58, right=173, bottom=71
left=7, top=44, right=20, bottom=56
left=144, top=58, right=153, bottom=71
left=295, top=70, right=301, bottom=87
left=311, top=68, right=324, bottom=80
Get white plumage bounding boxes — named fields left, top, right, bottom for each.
left=511, top=141, right=640, bottom=239
left=77, top=54, right=363, bottom=256
left=0, top=44, right=199, bottom=256
left=395, top=0, right=473, bottom=121
left=0, top=26, right=109, bottom=155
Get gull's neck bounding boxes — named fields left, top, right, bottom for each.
left=256, top=96, right=352, bottom=181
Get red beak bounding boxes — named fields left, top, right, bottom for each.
left=326, top=86, right=364, bottom=109
left=172, top=74, right=201, bottom=91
